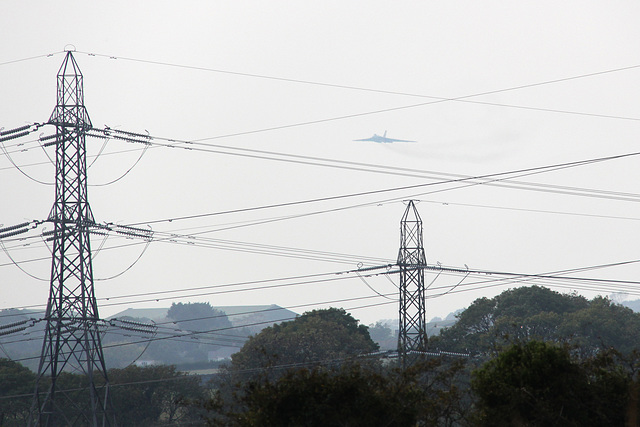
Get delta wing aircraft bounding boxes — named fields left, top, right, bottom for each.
left=353, top=131, right=415, bottom=143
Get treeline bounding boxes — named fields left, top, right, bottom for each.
left=0, top=362, right=208, bottom=426
left=208, top=343, right=640, bottom=426
left=204, top=299, right=640, bottom=425
left=428, top=285, right=640, bottom=355
left=4, top=287, right=640, bottom=425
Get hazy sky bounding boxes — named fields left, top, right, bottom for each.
left=1, top=2, right=640, bottom=326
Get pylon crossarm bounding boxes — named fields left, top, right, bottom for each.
left=0, top=122, right=45, bottom=142
left=0, top=220, right=43, bottom=240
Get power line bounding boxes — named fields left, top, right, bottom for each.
left=0, top=346, right=403, bottom=404
left=0, top=292, right=396, bottom=351
left=98, top=272, right=380, bottom=310
left=2, top=256, right=638, bottom=321
left=115, top=130, right=640, bottom=203
left=5, top=123, right=640, bottom=214
left=417, top=199, right=640, bottom=222
left=1, top=166, right=639, bottom=292
left=122, top=148, right=640, bottom=227
left=2, top=261, right=639, bottom=374
left=5, top=298, right=398, bottom=365
left=74, top=50, right=640, bottom=123
left=3, top=52, right=640, bottom=328
left=7, top=128, right=640, bottom=209
left=1, top=54, right=637, bottom=280
left=0, top=266, right=384, bottom=313
left=424, top=259, right=640, bottom=300
left=0, top=268, right=634, bottom=356
left=5, top=54, right=637, bottom=184
left=1, top=186, right=640, bottom=306
left=10, top=260, right=640, bottom=369
left=0, top=51, right=63, bottom=67
left=3, top=184, right=638, bottom=285
left=133, top=135, right=640, bottom=203
left=3, top=181, right=639, bottom=283
left=3, top=121, right=640, bottom=211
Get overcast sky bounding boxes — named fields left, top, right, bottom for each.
left=1, top=2, right=640, bottom=326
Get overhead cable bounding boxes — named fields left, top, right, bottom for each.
left=74, top=50, right=640, bottom=123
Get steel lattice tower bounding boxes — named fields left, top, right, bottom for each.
left=397, top=200, right=427, bottom=368
left=29, top=51, right=115, bottom=426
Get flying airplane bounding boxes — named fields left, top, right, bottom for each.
left=353, top=131, right=415, bottom=143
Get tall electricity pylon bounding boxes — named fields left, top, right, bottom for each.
left=397, top=200, right=427, bottom=369
left=29, top=51, right=115, bottom=426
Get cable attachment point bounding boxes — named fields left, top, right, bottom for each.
left=0, top=220, right=41, bottom=240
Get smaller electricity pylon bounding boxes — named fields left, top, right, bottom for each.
left=397, top=200, right=427, bottom=369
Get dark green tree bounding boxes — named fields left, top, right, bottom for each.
left=161, top=302, right=235, bottom=364
left=494, top=286, right=587, bottom=319
left=223, top=364, right=415, bottom=427
left=471, top=341, right=629, bottom=426
left=0, top=358, right=35, bottom=426
left=558, top=296, right=640, bottom=355
left=108, top=364, right=207, bottom=426
left=432, top=296, right=498, bottom=352
left=207, top=359, right=469, bottom=427
left=167, top=302, right=232, bottom=332
left=429, top=286, right=640, bottom=356
left=230, top=308, right=378, bottom=374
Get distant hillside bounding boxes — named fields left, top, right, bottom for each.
left=108, top=307, right=169, bottom=321
left=0, top=304, right=298, bottom=371
left=105, top=304, right=299, bottom=367
left=620, top=299, right=640, bottom=313
left=0, top=308, right=44, bottom=371
left=110, top=304, right=298, bottom=334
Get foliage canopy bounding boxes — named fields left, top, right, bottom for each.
left=471, top=341, right=632, bottom=426
left=207, top=359, right=469, bottom=426
left=0, top=358, right=35, bottom=426
left=230, top=307, right=379, bottom=373
left=430, top=286, right=640, bottom=355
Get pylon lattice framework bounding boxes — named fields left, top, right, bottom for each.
left=397, top=200, right=427, bottom=368
left=29, top=51, right=115, bottom=426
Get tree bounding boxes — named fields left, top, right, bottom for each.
left=494, top=286, right=587, bottom=319
left=108, top=364, right=207, bottom=426
left=223, top=364, right=415, bottom=427
left=471, top=341, right=629, bottom=426
left=0, top=358, right=35, bottom=426
left=432, top=296, right=498, bottom=353
left=429, top=286, right=640, bottom=356
left=167, top=302, right=232, bottom=332
left=229, top=308, right=378, bottom=374
left=368, top=321, right=397, bottom=350
left=207, top=359, right=469, bottom=427
left=161, top=302, right=235, bottom=364
left=558, top=296, right=640, bottom=355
